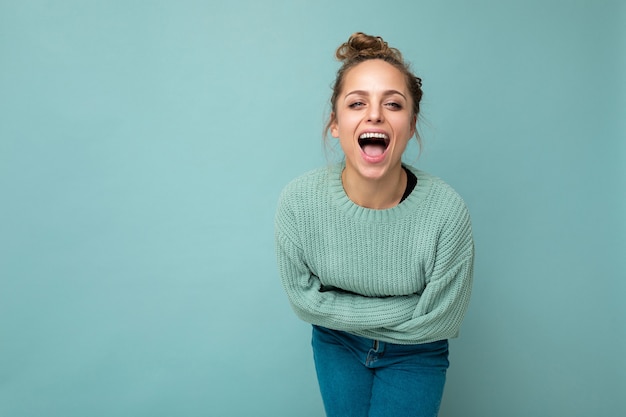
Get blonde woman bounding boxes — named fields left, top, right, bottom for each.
left=275, top=32, right=474, bottom=417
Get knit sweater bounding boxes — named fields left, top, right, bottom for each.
left=275, top=163, right=474, bottom=345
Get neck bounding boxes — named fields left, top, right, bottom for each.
left=342, top=165, right=407, bottom=209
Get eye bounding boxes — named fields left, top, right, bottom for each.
left=385, top=102, right=403, bottom=110
left=348, top=101, right=366, bottom=109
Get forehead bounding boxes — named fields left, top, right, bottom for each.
left=342, top=59, right=408, bottom=94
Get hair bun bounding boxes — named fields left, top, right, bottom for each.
left=335, top=32, right=403, bottom=62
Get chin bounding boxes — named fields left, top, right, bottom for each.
left=355, top=164, right=392, bottom=180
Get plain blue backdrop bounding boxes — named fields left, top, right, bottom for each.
left=1, top=1, right=624, bottom=416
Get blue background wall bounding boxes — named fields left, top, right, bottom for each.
left=1, top=1, right=624, bottom=416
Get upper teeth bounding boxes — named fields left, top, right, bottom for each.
left=359, top=132, right=388, bottom=140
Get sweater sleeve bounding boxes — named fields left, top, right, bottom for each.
left=275, top=201, right=419, bottom=331
left=352, top=202, right=474, bottom=343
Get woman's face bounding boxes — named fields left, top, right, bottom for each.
left=330, top=59, right=416, bottom=182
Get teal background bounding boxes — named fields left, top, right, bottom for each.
left=1, top=1, right=624, bottom=416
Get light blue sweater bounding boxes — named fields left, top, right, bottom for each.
left=275, top=163, right=474, bottom=344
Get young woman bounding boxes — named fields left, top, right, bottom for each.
left=275, top=32, right=474, bottom=417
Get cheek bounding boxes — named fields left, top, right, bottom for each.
left=331, top=114, right=350, bottom=138
left=391, top=115, right=415, bottom=136
left=400, top=114, right=416, bottom=137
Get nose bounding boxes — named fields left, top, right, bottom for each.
left=366, top=104, right=383, bottom=123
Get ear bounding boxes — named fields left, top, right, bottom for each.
left=410, top=114, right=417, bottom=137
left=329, top=112, right=339, bottom=138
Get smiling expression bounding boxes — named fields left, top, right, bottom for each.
left=330, top=59, right=416, bottom=182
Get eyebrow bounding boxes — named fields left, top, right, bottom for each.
left=344, top=90, right=407, bottom=100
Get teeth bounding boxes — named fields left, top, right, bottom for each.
left=359, top=132, right=389, bottom=140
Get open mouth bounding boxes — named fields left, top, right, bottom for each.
left=358, top=132, right=390, bottom=157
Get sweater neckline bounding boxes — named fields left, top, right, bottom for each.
left=327, top=163, right=433, bottom=223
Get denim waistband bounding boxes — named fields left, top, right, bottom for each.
left=312, top=325, right=449, bottom=369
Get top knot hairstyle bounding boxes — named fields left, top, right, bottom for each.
left=334, top=32, right=404, bottom=63
left=326, top=32, right=424, bottom=142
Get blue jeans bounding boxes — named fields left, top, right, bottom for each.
left=311, top=325, right=449, bottom=417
